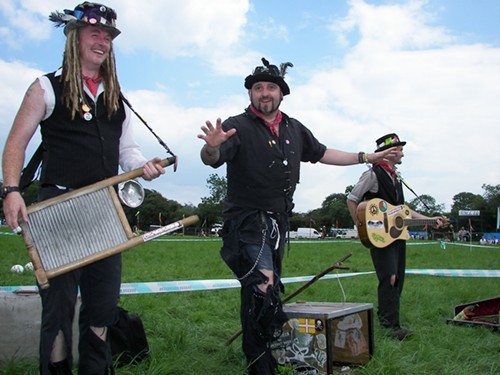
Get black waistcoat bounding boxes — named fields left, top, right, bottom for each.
left=39, top=72, right=125, bottom=189
left=219, top=109, right=326, bottom=215
left=364, top=164, right=405, bottom=205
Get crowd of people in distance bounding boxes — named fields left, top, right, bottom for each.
left=480, top=235, right=499, bottom=245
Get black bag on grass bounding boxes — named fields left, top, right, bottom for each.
left=109, top=307, right=149, bottom=367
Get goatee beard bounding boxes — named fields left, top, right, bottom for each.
left=257, top=101, right=277, bottom=115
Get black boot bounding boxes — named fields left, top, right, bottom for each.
left=48, top=359, right=73, bottom=375
left=244, top=285, right=287, bottom=375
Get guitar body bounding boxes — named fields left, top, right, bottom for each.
left=357, top=198, right=411, bottom=249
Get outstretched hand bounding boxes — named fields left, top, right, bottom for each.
left=197, top=118, right=236, bottom=149
left=368, top=147, right=399, bottom=163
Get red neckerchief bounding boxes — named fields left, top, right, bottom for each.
left=375, top=161, right=397, bottom=180
left=82, top=75, right=102, bottom=97
left=249, top=105, right=282, bottom=137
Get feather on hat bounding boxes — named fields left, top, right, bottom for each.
left=245, top=57, right=293, bottom=95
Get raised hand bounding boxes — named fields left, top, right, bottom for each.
left=197, top=118, right=236, bottom=149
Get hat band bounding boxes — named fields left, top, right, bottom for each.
left=73, top=7, right=116, bottom=28
left=252, top=65, right=280, bottom=77
left=378, top=136, right=400, bottom=149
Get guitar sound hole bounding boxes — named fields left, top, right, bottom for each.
left=390, top=226, right=402, bottom=239
left=394, top=216, right=404, bottom=229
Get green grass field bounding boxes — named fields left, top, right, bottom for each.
left=1, top=230, right=499, bottom=374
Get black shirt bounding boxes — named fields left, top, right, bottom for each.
left=212, top=107, right=326, bottom=216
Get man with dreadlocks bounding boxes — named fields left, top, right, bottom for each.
left=1, top=3, right=165, bottom=374
left=198, top=58, right=398, bottom=374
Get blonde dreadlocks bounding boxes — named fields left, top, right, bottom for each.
left=61, top=28, right=121, bottom=120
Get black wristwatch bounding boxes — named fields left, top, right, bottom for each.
left=0, top=186, right=20, bottom=199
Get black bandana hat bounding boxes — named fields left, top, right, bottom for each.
left=375, top=133, right=407, bottom=152
left=244, top=57, right=293, bottom=95
left=49, top=2, right=120, bottom=39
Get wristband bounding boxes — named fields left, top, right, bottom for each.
left=0, top=186, right=20, bottom=199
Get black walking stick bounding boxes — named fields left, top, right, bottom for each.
left=120, top=93, right=178, bottom=171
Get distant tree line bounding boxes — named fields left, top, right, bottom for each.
left=1, top=177, right=499, bottom=235
left=196, top=177, right=500, bottom=236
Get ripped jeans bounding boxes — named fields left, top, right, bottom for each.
left=220, top=210, right=289, bottom=374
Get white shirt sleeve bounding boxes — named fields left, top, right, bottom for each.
left=38, top=75, right=55, bottom=121
left=347, top=168, right=379, bottom=203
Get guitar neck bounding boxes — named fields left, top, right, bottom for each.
left=404, top=218, right=436, bottom=227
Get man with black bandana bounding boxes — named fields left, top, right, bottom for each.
left=2, top=3, right=164, bottom=374
left=198, top=57, right=398, bottom=374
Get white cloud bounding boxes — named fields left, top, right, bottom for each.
left=0, top=59, right=43, bottom=143
left=285, top=0, right=500, bottom=211
left=115, top=0, right=250, bottom=60
left=106, top=0, right=260, bottom=78
left=0, top=0, right=54, bottom=45
left=332, top=0, right=455, bottom=49
left=0, top=1, right=498, bottom=214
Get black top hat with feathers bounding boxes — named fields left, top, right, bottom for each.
left=245, top=57, right=293, bottom=95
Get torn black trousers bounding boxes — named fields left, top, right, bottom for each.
left=370, top=240, right=406, bottom=329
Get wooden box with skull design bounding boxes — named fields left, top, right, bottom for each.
left=272, top=302, right=374, bottom=374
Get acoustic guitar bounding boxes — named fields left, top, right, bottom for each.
left=356, top=198, right=443, bottom=249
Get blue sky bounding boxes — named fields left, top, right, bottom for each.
left=1, top=0, right=499, bottom=213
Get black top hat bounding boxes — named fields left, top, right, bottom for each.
left=49, top=2, right=120, bottom=39
left=244, top=58, right=293, bottom=95
left=375, top=133, right=407, bottom=152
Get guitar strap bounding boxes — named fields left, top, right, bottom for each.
left=395, top=171, right=432, bottom=211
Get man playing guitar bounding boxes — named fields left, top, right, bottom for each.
left=346, top=133, right=445, bottom=340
